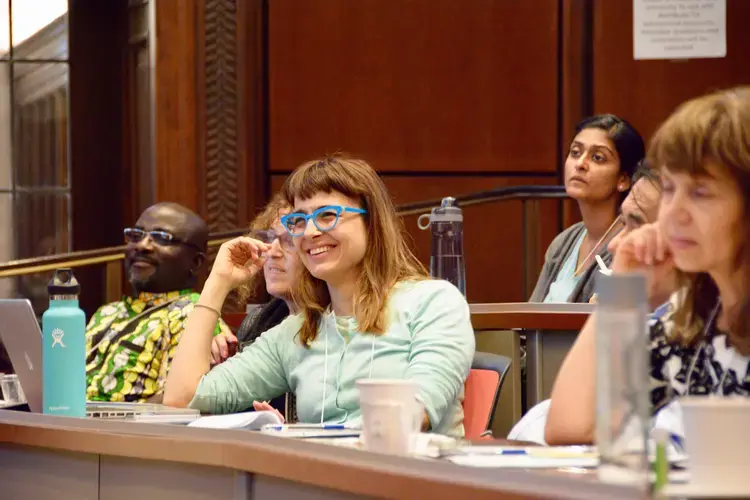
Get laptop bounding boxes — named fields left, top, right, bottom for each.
left=0, top=299, right=199, bottom=423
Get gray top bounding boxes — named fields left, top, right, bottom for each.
left=529, top=222, right=613, bottom=304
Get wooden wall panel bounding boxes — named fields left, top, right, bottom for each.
left=124, top=0, right=154, bottom=224
left=267, top=0, right=560, bottom=174
left=153, top=1, right=199, bottom=210
left=150, top=0, right=266, bottom=231
left=200, top=0, right=242, bottom=232
left=69, top=0, right=128, bottom=316
left=592, top=0, right=750, bottom=144
left=272, top=174, right=560, bottom=303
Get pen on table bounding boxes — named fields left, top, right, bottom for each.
left=263, top=424, right=359, bottom=431
left=442, top=448, right=529, bottom=456
left=669, top=433, right=684, bottom=452
left=495, top=449, right=527, bottom=455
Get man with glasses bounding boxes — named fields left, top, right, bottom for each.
left=605, top=161, right=673, bottom=313
left=85, top=202, right=231, bottom=403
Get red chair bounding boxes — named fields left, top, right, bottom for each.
left=462, top=351, right=512, bottom=440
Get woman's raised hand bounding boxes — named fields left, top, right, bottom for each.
left=209, top=237, right=271, bottom=290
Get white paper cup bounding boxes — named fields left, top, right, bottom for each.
left=356, top=379, right=422, bottom=455
left=682, top=396, right=750, bottom=490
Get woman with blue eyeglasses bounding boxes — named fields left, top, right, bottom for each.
left=165, top=155, right=475, bottom=436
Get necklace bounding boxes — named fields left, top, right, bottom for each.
left=573, top=215, right=622, bottom=277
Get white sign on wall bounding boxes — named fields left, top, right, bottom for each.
left=633, top=0, right=726, bottom=60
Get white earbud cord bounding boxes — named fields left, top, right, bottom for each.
left=319, top=314, right=377, bottom=426
left=368, top=335, right=375, bottom=379
left=320, top=326, right=328, bottom=425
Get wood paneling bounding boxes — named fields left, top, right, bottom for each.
left=200, top=0, right=241, bottom=232
left=236, top=0, right=269, bottom=221
left=151, top=0, right=266, bottom=232
left=560, top=0, right=590, bottom=229
left=69, top=0, right=128, bottom=316
left=265, top=0, right=565, bottom=304
left=267, top=0, right=560, bottom=174
left=153, top=1, right=199, bottom=209
left=592, top=0, right=750, bottom=143
left=561, top=0, right=592, bottom=141
left=124, top=0, right=154, bottom=223
left=196, top=0, right=267, bottom=231
left=272, top=174, right=560, bottom=303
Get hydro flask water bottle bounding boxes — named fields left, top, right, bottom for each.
left=418, top=196, right=466, bottom=295
left=42, top=268, right=86, bottom=417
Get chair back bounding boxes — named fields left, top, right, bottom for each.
left=463, top=351, right=512, bottom=439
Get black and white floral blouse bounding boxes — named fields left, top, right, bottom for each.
left=649, top=297, right=750, bottom=415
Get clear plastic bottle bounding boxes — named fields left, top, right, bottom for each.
left=418, top=197, right=466, bottom=295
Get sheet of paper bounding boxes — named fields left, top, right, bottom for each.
left=445, top=454, right=599, bottom=469
left=187, top=411, right=282, bottom=430
left=633, top=0, right=726, bottom=60
left=260, top=423, right=362, bottom=439
left=442, top=445, right=687, bottom=469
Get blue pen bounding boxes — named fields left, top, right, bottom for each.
left=440, top=447, right=529, bottom=457
left=498, top=449, right=528, bottom=455
left=264, top=424, right=357, bottom=431
left=669, top=433, right=684, bottom=452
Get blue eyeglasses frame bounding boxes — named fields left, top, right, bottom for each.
left=280, top=205, right=367, bottom=236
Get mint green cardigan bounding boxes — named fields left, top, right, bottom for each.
left=189, top=280, right=475, bottom=436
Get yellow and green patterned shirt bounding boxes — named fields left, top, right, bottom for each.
left=85, top=289, right=229, bottom=402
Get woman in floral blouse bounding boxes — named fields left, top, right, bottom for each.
left=545, top=87, right=750, bottom=445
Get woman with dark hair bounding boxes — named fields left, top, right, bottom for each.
left=530, top=114, right=645, bottom=303
left=546, top=87, right=750, bottom=444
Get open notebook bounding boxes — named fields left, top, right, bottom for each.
left=188, top=411, right=362, bottom=438
left=187, top=411, right=283, bottom=430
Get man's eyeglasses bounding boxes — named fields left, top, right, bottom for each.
left=280, top=205, right=367, bottom=237
left=255, top=229, right=295, bottom=251
left=124, top=228, right=201, bottom=251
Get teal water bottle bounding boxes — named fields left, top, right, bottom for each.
left=42, top=269, right=86, bottom=417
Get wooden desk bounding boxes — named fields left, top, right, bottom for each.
left=0, top=411, right=639, bottom=500
left=471, top=303, right=592, bottom=331
left=469, top=303, right=592, bottom=436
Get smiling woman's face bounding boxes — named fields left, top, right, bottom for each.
left=263, top=209, right=300, bottom=300
left=564, top=128, right=627, bottom=203
left=291, top=190, right=368, bottom=286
